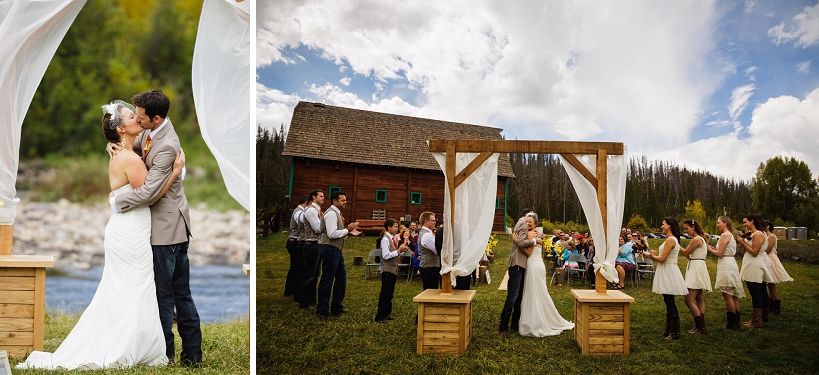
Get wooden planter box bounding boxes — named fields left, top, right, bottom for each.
left=0, top=255, right=54, bottom=358
left=571, top=289, right=634, bottom=355
left=413, top=289, right=475, bottom=355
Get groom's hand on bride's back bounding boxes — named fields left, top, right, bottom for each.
left=106, top=142, right=123, bottom=159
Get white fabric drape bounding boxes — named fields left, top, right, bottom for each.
left=432, top=152, right=498, bottom=287
left=0, top=0, right=87, bottom=225
left=558, top=147, right=628, bottom=284
left=192, top=0, right=250, bottom=211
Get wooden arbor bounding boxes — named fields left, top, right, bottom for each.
left=414, top=139, right=633, bottom=355
left=0, top=225, right=54, bottom=357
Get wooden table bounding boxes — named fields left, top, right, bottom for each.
left=0, top=254, right=54, bottom=357
left=571, top=289, right=634, bottom=355
left=413, top=289, right=475, bottom=355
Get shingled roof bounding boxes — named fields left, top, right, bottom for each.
left=283, top=102, right=515, bottom=178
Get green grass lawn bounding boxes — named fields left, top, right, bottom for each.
left=257, top=232, right=819, bottom=374
left=9, top=315, right=249, bottom=374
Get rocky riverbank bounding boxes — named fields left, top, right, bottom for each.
left=10, top=199, right=250, bottom=270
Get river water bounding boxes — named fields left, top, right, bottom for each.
left=45, top=265, right=249, bottom=323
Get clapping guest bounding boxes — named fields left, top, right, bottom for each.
left=613, top=234, right=636, bottom=290
left=375, top=219, right=408, bottom=323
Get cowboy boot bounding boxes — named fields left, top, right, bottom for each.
left=735, top=310, right=741, bottom=329
left=666, top=315, right=681, bottom=340
left=699, top=314, right=707, bottom=334
left=663, top=313, right=672, bottom=338
left=687, top=315, right=698, bottom=334
left=771, top=300, right=781, bottom=316
left=742, top=308, right=763, bottom=328
left=724, top=311, right=732, bottom=329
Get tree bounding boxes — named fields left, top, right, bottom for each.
left=751, top=156, right=819, bottom=226
left=626, top=214, right=650, bottom=233
left=256, top=125, right=289, bottom=211
left=683, top=199, right=712, bottom=232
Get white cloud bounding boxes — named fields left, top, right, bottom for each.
left=768, top=2, right=819, bottom=48
left=705, top=119, right=732, bottom=127
left=796, top=60, right=811, bottom=74
left=744, top=0, right=756, bottom=13
left=744, top=65, right=757, bottom=80
left=667, top=87, right=819, bottom=180
left=728, top=84, right=755, bottom=121
left=257, top=0, right=723, bottom=156
left=339, top=76, right=352, bottom=86
left=256, top=84, right=302, bottom=131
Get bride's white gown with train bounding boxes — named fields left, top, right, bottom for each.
left=18, top=185, right=167, bottom=370
left=519, top=245, right=574, bottom=337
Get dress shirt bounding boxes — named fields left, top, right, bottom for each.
left=323, top=205, right=348, bottom=239
left=419, top=226, right=437, bottom=255
left=381, top=233, right=399, bottom=260
left=303, top=202, right=322, bottom=235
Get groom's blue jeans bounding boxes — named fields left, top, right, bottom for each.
left=499, top=266, right=526, bottom=332
left=153, top=241, right=202, bottom=365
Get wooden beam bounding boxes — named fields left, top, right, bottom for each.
left=428, top=139, right=624, bottom=155
left=595, top=148, right=608, bottom=294
left=454, top=152, right=493, bottom=189
left=561, top=154, right=598, bottom=187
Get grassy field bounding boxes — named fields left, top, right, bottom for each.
left=257, top=232, right=819, bottom=374
left=8, top=314, right=249, bottom=374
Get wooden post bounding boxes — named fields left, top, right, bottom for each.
left=442, top=144, right=456, bottom=294
left=595, top=148, right=608, bottom=294
left=0, top=225, right=11, bottom=256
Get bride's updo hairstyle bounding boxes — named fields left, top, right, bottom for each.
left=101, top=100, right=135, bottom=143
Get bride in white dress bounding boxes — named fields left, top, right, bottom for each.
left=519, top=222, right=574, bottom=337
left=18, top=100, right=184, bottom=370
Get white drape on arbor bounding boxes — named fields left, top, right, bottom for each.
left=191, top=0, right=250, bottom=211
left=432, top=152, right=499, bottom=287
left=558, top=147, right=628, bottom=284
left=0, top=0, right=87, bottom=225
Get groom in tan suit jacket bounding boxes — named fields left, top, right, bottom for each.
left=112, top=89, right=202, bottom=367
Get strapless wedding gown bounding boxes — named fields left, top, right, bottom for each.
left=519, top=246, right=574, bottom=337
left=18, top=185, right=167, bottom=370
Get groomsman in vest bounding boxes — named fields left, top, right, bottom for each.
left=299, top=190, right=324, bottom=310
left=316, top=191, right=360, bottom=319
left=285, top=194, right=310, bottom=302
left=417, top=211, right=441, bottom=290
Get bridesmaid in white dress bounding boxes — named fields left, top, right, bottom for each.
left=763, top=220, right=792, bottom=316
left=736, top=214, right=773, bottom=328
left=18, top=101, right=184, bottom=370
left=518, top=213, right=574, bottom=337
left=679, top=219, right=712, bottom=335
left=707, top=216, right=745, bottom=330
left=641, top=217, right=688, bottom=340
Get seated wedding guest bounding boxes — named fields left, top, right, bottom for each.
left=563, top=242, right=579, bottom=269
left=375, top=219, right=409, bottom=323
left=613, top=234, right=636, bottom=290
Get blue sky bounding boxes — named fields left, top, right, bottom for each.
left=257, top=0, right=819, bottom=180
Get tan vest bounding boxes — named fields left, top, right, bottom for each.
left=289, top=206, right=304, bottom=239
left=381, top=235, right=399, bottom=275
left=303, top=204, right=321, bottom=242
left=319, top=206, right=346, bottom=250
left=418, top=230, right=440, bottom=268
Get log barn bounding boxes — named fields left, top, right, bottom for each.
left=282, top=101, right=515, bottom=232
